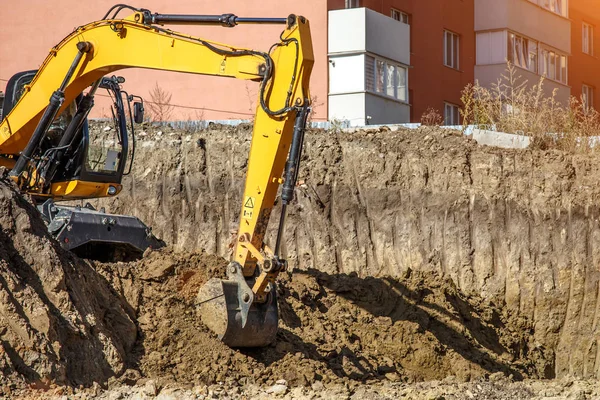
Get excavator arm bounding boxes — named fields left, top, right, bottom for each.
left=0, top=6, right=313, bottom=347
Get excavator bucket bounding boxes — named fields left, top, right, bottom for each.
left=197, top=262, right=278, bottom=347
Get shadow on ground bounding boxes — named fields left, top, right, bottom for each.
left=245, top=268, right=526, bottom=383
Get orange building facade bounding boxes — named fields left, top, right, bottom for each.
left=0, top=0, right=331, bottom=122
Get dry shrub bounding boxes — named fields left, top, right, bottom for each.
left=307, top=94, right=325, bottom=125
left=147, top=82, right=175, bottom=123
left=421, top=107, right=444, bottom=126
left=461, top=63, right=600, bottom=152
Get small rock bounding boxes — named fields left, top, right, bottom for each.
left=107, top=392, right=124, bottom=400
left=193, top=385, right=208, bottom=396
left=148, top=351, right=163, bottom=362
left=266, top=384, right=288, bottom=396
left=90, top=382, right=102, bottom=396
left=275, top=379, right=288, bottom=386
left=385, top=372, right=401, bottom=382
left=157, top=387, right=183, bottom=400
left=488, top=372, right=505, bottom=382
left=143, top=380, right=158, bottom=396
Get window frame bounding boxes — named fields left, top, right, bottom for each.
left=540, top=47, right=568, bottom=85
left=444, top=102, right=460, bottom=125
left=507, top=32, right=540, bottom=73
left=532, top=0, right=569, bottom=18
left=583, top=22, right=594, bottom=55
left=365, top=55, right=408, bottom=103
left=444, top=30, right=460, bottom=70
left=582, top=84, right=594, bottom=112
left=391, top=8, right=410, bottom=24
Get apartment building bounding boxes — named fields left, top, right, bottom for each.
left=327, top=0, right=475, bottom=125
left=329, top=0, right=600, bottom=124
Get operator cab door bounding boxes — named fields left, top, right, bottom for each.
left=1, top=70, right=129, bottom=192
left=0, top=70, right=37, bottom=121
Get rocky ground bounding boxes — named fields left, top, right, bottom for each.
left=3, top=123, right=600, bottom=398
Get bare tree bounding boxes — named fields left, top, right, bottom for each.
left=147, top=82, right=175, bottom=124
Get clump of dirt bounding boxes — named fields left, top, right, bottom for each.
left=0, top=178, right=137, bottom=394
left=96, top=247, right=536, bottom=390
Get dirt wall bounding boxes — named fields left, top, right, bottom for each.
left=94, top=123, right=600, bottom=379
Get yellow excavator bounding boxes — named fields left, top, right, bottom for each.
left=0, top=4, right=313, bottom=347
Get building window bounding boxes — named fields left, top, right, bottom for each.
left=345, top=0, right=359, bottom=8
left=508, top=33, right=538, bottom=73
left=583, top=22, right=594, bottom=55
left=391, top=9, right=409, bottom=24
left=528, top=41, right=538, bottom=73
left=538, top=0, right=568, bottom=17
left=444, top=30, right=460, bottom=70
left=541, top=49, right=567, bottom=84
left=582, top=84, right=594, bottom=111
left=444, top=103, right=460, bottom=125
left=366, top=55, right=408, bottom=102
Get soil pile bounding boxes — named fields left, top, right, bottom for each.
left=94, top=247, right=532, bottom=390
left=0, top=178, right=137, bottom=392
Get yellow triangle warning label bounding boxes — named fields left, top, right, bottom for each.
left=244, top=196, right=255, bottom=209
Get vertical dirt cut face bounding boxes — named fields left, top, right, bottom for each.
left=93, top=122, right=600, bottom=382
left=0, top=178, right=137, bottom=389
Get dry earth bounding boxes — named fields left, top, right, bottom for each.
left=3, top=124, right=600, bottom=398
left=96, top=123, right=600, bottom=380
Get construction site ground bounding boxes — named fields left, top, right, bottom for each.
left=3, top=123, right=600, bottom=399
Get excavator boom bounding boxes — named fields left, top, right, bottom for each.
left=0, top=5, right=313, bottom=347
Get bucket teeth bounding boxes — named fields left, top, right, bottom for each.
left=197, top=262, right=278, bottom=347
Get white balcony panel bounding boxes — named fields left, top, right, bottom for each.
left=329, top=54, right=365, bottom=94
left=365, top=93, right=410, bottom=125
left=477, top=31, right=508, bottom=65
left=328, top=8, right=410, bottom=65
left=328, top=8, right=366, bottom=55
left=328, top=93, right=366, bottom=126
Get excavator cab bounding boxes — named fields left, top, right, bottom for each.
left=1, top=71, right=161, bottom=260
left=1, top=72, right=138, bottom=190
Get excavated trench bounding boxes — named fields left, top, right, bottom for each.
left=95, top=123, right=600, bottom=381
left=2, top=123, right=600, bottom=395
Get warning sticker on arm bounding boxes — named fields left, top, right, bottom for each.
left=242, top=196, right=255, bottom=220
